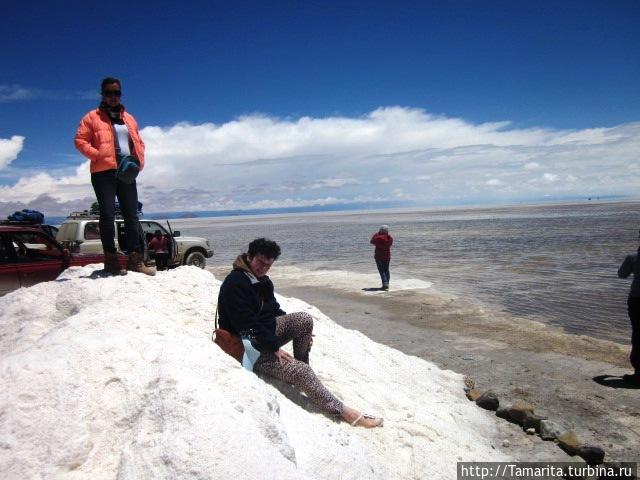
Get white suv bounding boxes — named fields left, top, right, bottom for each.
left=56, top=213, right=213, bottom=268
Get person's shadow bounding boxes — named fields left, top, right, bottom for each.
left=362, top=287, right=384, bottom=292
left=592, top=374, right=640, bottom=389
left=256, top=373, right=342, bottom=424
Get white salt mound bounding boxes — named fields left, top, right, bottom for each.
left=0, top=265, right=510, bottom=479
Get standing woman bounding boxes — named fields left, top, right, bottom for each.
left=618, top=243, right=640, bottom=386
left=74, top=77, right=154, bottom=276
left=370, top=225, right=393, bottom=290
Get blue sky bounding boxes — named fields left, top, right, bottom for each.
left=1, top=0, right=639, bottom=215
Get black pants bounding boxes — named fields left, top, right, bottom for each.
left=91, top=170, right=141, bottom=254
left=155, top=252, right=169, bottom=271
left=628, top=296, right=640, bottom=375
left=375, top=259, right=390, bottom=286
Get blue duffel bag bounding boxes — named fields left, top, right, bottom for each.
left=8, top=209, right=45, bottom=223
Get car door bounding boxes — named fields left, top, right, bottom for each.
left=81, top=221, right=106, bottom=254
left=12, top=231, right=67, bottom=288
left=140, top=221, right=176, bottom=264
left=0, top=234, right=20, bottom=296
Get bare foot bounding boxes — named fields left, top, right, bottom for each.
left=341, top=406, right=384, bottom=428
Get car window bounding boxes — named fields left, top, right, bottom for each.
left=0, top=235, right=16, bottom=264
left=84, top=222, right=100, bottom=240
left=11, top=232, right=63, bottom=262
left=140, top=221, right=169, bottom=246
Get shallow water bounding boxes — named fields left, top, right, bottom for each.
left=169, top=201, right=640, bottom=344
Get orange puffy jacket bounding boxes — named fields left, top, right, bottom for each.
left=74, top=107, right=145, bottom=173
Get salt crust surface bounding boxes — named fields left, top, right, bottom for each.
left=0, top=265, right=510, bottom=479
left=273, top=265, right=433, bottom=293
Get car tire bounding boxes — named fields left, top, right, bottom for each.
left=184, top=250, right=206, bottom=268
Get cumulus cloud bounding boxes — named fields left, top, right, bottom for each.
left=1, top=107, right=639, bottom=215
left=0, top=136, right=25, bottom=169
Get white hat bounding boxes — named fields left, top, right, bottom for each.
left=379, top=225, right=389, bottom=232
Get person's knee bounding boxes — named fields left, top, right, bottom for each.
left=288, top=361, right=315, bottom=384
left=298, top=312, right=313, bottom=331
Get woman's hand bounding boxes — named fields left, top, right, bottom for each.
left=275, top=349, right=294, bottom=365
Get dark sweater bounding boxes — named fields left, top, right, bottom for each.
left=619, top=253, right=640, bottom=298
left=217, top=257, right=286, bottom=353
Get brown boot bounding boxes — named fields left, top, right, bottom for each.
left=127, top=251, right=156, bottom=276
left=104, top=252, right=127, bottom=275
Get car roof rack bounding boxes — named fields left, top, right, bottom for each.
left=65, top=211, right=142, bottom=220
left=67, top=211, right=101, bottom=219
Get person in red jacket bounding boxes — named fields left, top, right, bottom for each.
left=74, top=77, right=154, bottom=276
left=370, top=225, right=393, bottom=290
left=148, top=230, right=170, bottom=271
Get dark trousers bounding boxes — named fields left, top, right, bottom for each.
left=91, top=170, right=141, bottom=254
left=376, top=259, right=390, bottom=286
left=628, top=296, right=640, bottom=374
left=155, top=252, right=169, bottom=271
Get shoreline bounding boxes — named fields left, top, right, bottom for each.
left=207, top=266, right=639, bottom=462
left=278, top=284, right=640, bottom=462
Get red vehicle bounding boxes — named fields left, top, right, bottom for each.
left=0, top=226, right=127, bottom=296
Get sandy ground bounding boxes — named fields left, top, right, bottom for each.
left=208, top=265, right=640, bottom=463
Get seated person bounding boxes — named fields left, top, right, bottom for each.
left=217, top=238, right=383, bottom=428
left=148, top=230, right=169, bottom=271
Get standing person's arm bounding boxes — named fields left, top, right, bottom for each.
left=618, top=254, right=636, bottom=278
left=387, top=235, right=393, bottom=247
left=74, top=114, right=99, bottom=162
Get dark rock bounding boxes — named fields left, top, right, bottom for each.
left=496, top=406, right=512, bottom=421
left=558, top=431, right=582, bottom=456
left=578, top=445, right=605, bottom=465
left=508, top=400, right=534, bottom=425
left=476, top=391, right=499, bottom=411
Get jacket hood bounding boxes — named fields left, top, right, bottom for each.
left=232, top=254, right=251, bottom=272
left=232, top=254, right=261, bottom=284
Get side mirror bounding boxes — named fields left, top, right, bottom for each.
left=172, top=231, right=181, bottom=237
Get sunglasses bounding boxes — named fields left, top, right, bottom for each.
left=102, top=90, right=122, bottom=97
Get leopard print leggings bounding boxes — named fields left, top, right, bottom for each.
left=253, top=311, right=345, bottom=415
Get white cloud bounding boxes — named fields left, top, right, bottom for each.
left=0, top=136, right=25, bottom=169
left=2, top=107, right=640, bottom=215
left=0, top=85, right=34, bottom=102
left=308, top=178, right=358, bottom=189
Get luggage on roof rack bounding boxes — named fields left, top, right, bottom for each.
left=7, top=209, right=45, bottom=224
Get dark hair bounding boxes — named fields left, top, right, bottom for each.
left=154, top=230, right=162, bottom=236
left=101, top=77, right=121, bottom=92
left=248, top=238, right=281, bottom=260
